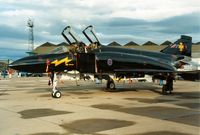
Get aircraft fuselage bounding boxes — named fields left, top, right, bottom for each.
left=10, top=46, right=178, bottom=74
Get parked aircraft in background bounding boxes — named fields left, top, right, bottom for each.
left=9, top=26, right=193, bottom=98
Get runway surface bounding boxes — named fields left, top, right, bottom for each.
left=0, top=77, right=199, bottom=135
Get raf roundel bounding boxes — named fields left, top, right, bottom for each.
left=107, top=59, right=113, bottom=66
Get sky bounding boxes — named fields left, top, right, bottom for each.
left=0, top=0, right=200, bottom=60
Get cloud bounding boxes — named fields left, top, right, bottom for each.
left=1, top=9, right=36, bottom=17
left=0, top=0, right=199, bottom=60
left=0, top=25, right=26, bottom=39
left=0, top=48, right=27, bottom=60
left=155, top=12, right=200, bottom=34
left=85, top=12, right=199, bottom=44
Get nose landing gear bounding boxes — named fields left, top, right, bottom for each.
left=52, top=90, right=62, bottom=98
left=51, top=73, right=62, bottom=98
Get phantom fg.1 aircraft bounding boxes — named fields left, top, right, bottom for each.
left=9, top=25, right=192, bottom=98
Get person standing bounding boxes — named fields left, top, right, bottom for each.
left=166, top=74, right=174, bottom=94
left=2, top=70, right=7, bottom=78
left=0, top=70, right=1, bottom=80
left=7, top=69, right=12, bottom=79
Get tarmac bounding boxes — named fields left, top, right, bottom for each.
left=0, top=77, right=199, bottom=135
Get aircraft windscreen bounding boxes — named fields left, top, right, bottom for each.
left=50, top=46, right=69, bottom=54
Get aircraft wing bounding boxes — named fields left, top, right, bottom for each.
left=114, top=69, right=174, bottom=73
left=176, top=70, right=200, bottom=73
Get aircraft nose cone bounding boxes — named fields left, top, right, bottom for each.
left=9, top=61, right=20, bottom=70
left=8, top=60, right=22, bottom=70
left=10, top=59, right=20, bottom=65
left=9, top=61, right=17, bottom=67
left=9, top=64, right=13, bottom=67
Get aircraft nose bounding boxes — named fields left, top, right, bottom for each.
left=8, top=56, right=47, bottom=73
left=9, top=63, right=13, bottom=68
left=9, top=61, right=17, bottom=67
left=9, top=60, right=22, bottom=70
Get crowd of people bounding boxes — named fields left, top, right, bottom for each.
left=0, top=68, right=17, bottom=79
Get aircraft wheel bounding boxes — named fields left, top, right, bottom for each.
left=55, top=91, right=61, bottom=98
left=107, top=81, right=115, bottom=90
left=51, top=92, right=55, bottom=98
left=162, top=85, right=167, bottom=95
left=52, top=91, right=62, bottom=98
left=109, top=82, right=115, bottom=89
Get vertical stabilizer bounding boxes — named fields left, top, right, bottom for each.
left=161, top=35, right=192, bottom=57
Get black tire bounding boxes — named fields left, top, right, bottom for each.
left=109, top=82, right=115, bottom=89
left=107, top=81, right=115, bottom=90
left=52, top=91, right=62, bottom=98
left=51, top=92, right=55, bottom=98
left=162, top=85, right=167, bottom=94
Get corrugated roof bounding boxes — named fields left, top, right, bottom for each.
left=57, top=42, right=69, bottom=46
left=143, top=41, right=157, bottom=46
left=194, top=42, right=200, bottom=45
left=124, top=41, right=139, bottom=46
left=160, top=40, right=172, bottom=45
left=40, top=42, right=56, bottom=47
left=107, top=41, right=121, bottom=46
left=33, top=40, right=200, bottom=55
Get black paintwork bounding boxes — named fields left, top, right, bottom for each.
left=10, top=52, right=76, bottom=73
left=10, top=46, right=173, bottom=73
left=95, top=51, right=175, bottom=72
left=9, top=32, right=192, bottom=78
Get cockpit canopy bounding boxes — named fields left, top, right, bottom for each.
left=50, top=46, right=69, bottom=54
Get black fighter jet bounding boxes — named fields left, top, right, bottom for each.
left=9, top=25, right=192, bottom=98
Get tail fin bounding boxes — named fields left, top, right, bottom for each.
left=161, top=35, right=192, bottom=57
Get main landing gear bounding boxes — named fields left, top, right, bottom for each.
left=106, top=78, right=116, bottom=91
left=162, top=85, right=173, bottom=95
left=162, top=74, right=174, bottom=95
